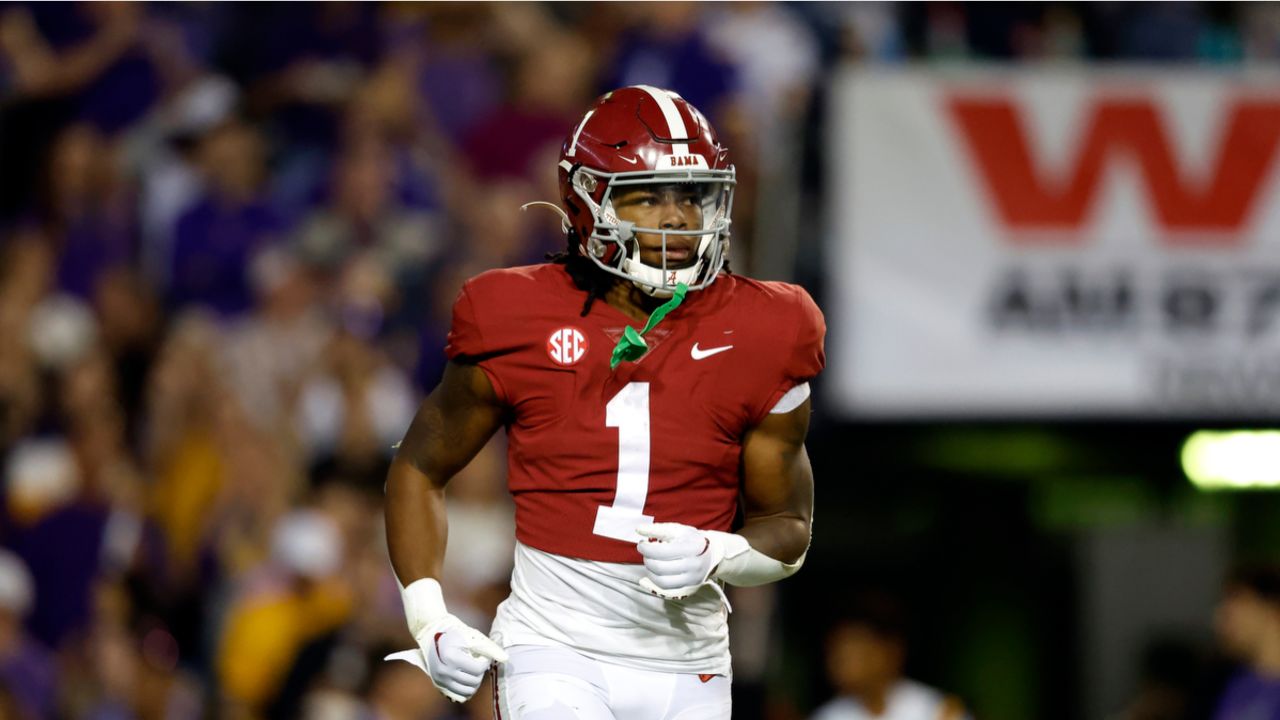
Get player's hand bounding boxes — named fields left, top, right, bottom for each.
left=417, top=614, right=508, bottom=703
left=636, top=522, right=727, bottom=599
left=386, top=578, right=508, bottom=703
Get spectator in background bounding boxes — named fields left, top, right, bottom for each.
left=407, top=3, right=503, bottom=148
left=224, top=247, right=332, bottom=436
left=205, top=366, right=306, bottom=579
left=17, top=3, right=159, bottom=134
left=295, top=318, right=416, bottom=470
left=62, top=579, right=201, bottom=720
left=39, top=123, right=134, bottom=301
left=825, top=2, right=906, bottom=62
left=1212, top=565, right=1280, bottom=720
left=143, top=311, right=306, bottom=672
left=217, top=509, right=353, bottom=715
left=0, top=307, right=41, bottom=463
left=337, top=56, right=456, bottom=344
left=705, top=3, right=819, bottom=146
left=224, top=3, right=381, bottom=222
left=228, top=3, right=379, bottom=153
left=811, top=593, right=968, bottom=720
left=604, top=2, right=738, bottom=123
left=0, top=550, right=55, bottom=720
left=143, top=312, right=232, bottom=582
left=2, top=437, right=79, bottom=541
left=460, top=19, right=593, bottom=184
left=89, top=268, right=162, bottom=447
left=0, top=237, right=53, bottom=459
left=6, top=292, right=166, bottom=655
left=270, top=470, right=410, bottom=719
left=132, top=74, right=242, bottom=290
left=0, top=3, right=156, bottom=220
left=455, top=18, right=596, bottom=269
left=291, top=133, right=441, bottom=302
left=168, top=117, right=284, bottom=317
left=144, top=306, right=303, bottom=584
left=6, top=439, right=107, bottom=653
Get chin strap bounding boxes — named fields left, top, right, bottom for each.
left=610, top=283, right=688, bottom=370
left=520, top=201, right=571, bottom=233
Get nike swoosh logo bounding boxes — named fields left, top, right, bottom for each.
left=618, top=154, right=640, bottom=165
left=691, top=343, right=733, bottom=360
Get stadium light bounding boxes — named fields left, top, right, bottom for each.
left=1182, top=431, right=1280, bottom=491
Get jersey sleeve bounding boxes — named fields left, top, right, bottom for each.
left=785, top=287, right=826, bottom=384
left=443, top=278, right=511, bottom=403
left=444, top=283, right=487, bottom=360
left=759, top=286, right=826, bottom=419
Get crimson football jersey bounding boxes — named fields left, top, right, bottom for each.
left=445, top=263, right=825, bottom=564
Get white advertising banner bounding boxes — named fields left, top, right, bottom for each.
left=828, top=68, right=1280, bottom=418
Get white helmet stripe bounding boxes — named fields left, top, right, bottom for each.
left=635, top=85, right=689, bottom=155
left=567, top=109, right=595, bottom=157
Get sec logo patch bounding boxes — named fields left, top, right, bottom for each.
left=547, top=327, right=588, bottom=366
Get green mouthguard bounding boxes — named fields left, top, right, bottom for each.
left=610, top=283, right=689, bottom=370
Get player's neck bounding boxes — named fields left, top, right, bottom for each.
left=603, top=281, right=666, bottom=324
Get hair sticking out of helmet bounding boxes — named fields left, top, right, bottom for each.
left=545, top=86, right=735, bottom=298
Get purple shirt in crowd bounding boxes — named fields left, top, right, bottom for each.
left=1214, top=670, right=1280, bottom=720
left=55, top=216, right=132, bottom=299
left=12, top=503, right=108, bottom=650
left=0, top=635, right=57, bottom=720
left=169, top=197, right=283, bottom=317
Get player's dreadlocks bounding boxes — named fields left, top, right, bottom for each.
left=547, top=235, right=617, bottom=318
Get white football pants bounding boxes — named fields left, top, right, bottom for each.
left=492, top=645, right=731, bottom=720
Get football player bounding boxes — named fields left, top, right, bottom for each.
left=385, top=85, right=825, bottom=719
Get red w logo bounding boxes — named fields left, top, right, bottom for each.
left=946, top=96, right=1280, bottom=243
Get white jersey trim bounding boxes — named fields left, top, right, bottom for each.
left=769, top=382, right=810, bottom=414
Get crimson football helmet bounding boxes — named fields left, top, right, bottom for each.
left=554, top=86, right=735, bottom=297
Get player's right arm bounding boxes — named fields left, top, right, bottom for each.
left=384, top=360, right=508, bottom=702
left=386, top=360, right=505, bottom=582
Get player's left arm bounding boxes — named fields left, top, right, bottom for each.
left=735, top=394, right=814, bottom=565
left=636, top=396, right=813, bottom=596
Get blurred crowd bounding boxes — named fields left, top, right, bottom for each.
left=2, top=3, right=1280, bottom=720
left=0, top=3, right=818, bottom=718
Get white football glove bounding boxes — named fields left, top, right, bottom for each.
left=636, top=522, right=736, bottom=599
left=385, top=578, right=508, bottom=703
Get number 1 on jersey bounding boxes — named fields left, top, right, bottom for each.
left=593, top=382, right=655, bottom=541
